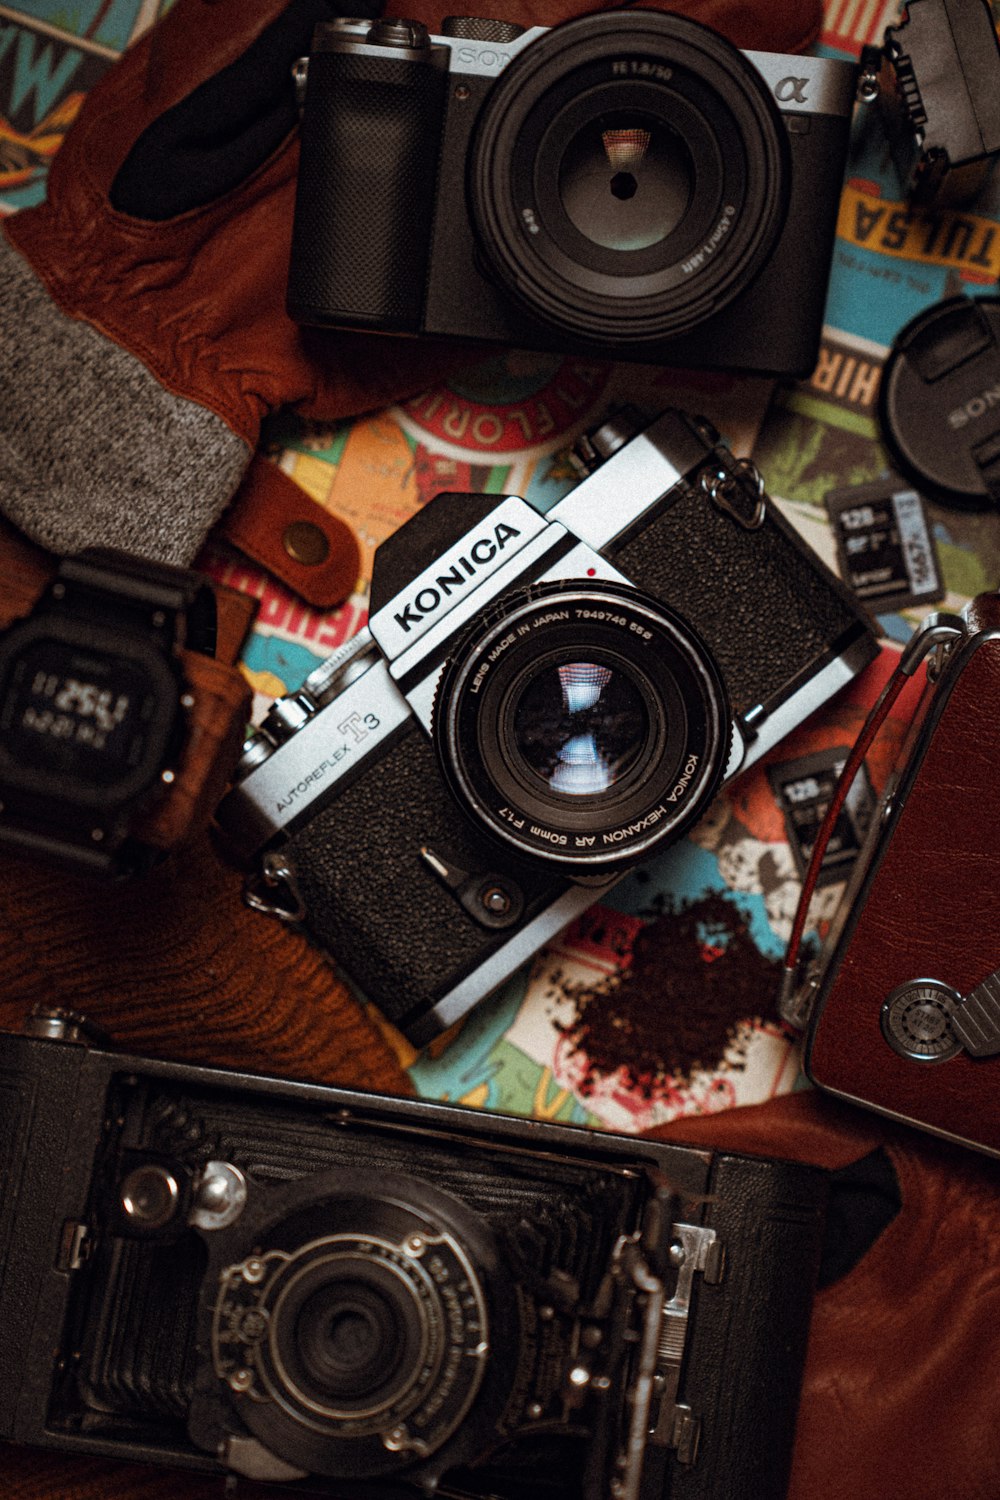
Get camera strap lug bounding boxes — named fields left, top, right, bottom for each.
left=699, top=456, right=766, bottom=530
left=244, top=852, right=306, bottom=924
left=56, top=1219, right=90, bottom=1273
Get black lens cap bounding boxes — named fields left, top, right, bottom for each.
left=879, top=295, right=1000, bottom=508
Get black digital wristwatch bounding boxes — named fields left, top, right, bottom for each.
left=0, top=549, right=217, bottom=874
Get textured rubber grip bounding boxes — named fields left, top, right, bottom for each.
left=287, top=48, right=448, bottom=330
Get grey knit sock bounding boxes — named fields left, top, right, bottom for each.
left=0, top=234, right=249, bottom=565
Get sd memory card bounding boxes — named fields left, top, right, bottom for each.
left=768, top=746, right=876, bottom=885
left=825, top=477, right=943, bottom=610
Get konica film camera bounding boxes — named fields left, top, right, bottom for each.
left=780, top=595, right=1000, bottom=1159
left=0, top=1017, right=827, bottom=1500
left=217, top=408, right=877, bottom=1044
left=286, top=8, right=856, bottom=377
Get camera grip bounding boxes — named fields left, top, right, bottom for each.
left=668, top=1151, right=826, bottom=1500
left=288, top=49, right=448, bottom=331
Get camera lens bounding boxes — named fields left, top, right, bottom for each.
left=468, top=10, right=788, bottom=346
left=210, top=1173, right=517, bottom=1482
left=434, top=581, right=731, bottom=871
left=286, top=1259, right=425, bottom=1410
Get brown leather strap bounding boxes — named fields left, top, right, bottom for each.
left=216, top=453, right=361, bottom=609
left=0, top=513, right=254, bottom=664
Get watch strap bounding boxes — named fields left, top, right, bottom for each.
left=52, top=548, right=217, bottom=656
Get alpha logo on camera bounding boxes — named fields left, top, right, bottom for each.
left=394, top=522, right=522, bottom=633
left=774, top=76, right=809, bottom=104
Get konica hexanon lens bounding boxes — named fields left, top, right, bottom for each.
left=468, top=9, right=789, bottom=346
left=434, top=581, right=731, bottom=871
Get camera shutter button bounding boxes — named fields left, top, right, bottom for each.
left=366, top=18, right=431, bottom=49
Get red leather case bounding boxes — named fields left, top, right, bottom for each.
left=804, top=596, right=1000, bottom=1156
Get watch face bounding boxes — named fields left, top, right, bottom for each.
left=0, top=633, right=174, bottom=802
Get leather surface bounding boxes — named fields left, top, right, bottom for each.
left=213, top=452, right=361, bottom=609
left=669, top=1152, right=826, bottom=1500
left=806, top=625, right=1000, bottom=1153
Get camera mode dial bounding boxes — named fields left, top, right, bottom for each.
left=441, top=16, right=525, bottom=41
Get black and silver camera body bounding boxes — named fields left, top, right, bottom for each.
left=217, top=408, right=877, bottom=1045
left=0, top=1021, right=828, bottom=1499
left=287, top=9, right=857, bottom=377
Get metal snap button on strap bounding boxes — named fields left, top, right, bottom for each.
left=282, top=520, right=330, bottom=567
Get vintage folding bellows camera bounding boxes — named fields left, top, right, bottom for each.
left=217, top=407, right=877, bottom=1044
left=286, top=8, right=856, bottom=376
left=780, top=595, right=1000, bottom=1158
left=0, top=1018, right=827, bottom=1499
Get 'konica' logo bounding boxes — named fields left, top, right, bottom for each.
left=393, top=522, right=521, bottom=632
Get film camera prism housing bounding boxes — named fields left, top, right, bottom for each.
left=781, top=596, right=1000, bottom=1159
left=0, top=1022, right=828, bottom=1499
left=287, top=9, right=857, bottom=376
left=217, top=408, right=877, bottom=1045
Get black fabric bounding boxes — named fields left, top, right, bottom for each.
left=110, top=0, right=377, bottom=220
left=817, top=1146, right=902, bottom=1289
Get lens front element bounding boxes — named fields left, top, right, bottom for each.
left=558, top=115, right=694, bottom=251
left=513, top=659, right=649, bottom=796
left=435, top=581, right=731, bottom=871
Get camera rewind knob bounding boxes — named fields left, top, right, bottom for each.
left=24, top=1005, right=109, bottom=1048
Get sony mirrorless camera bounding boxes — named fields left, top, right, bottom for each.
left=217, top=407, right=877, bottom=1045
left=286, top=8, right=857, bottom=377
left=781, top=595, right=1000, bottom=1160
left=0, top=1017, right=828, bottom=1499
